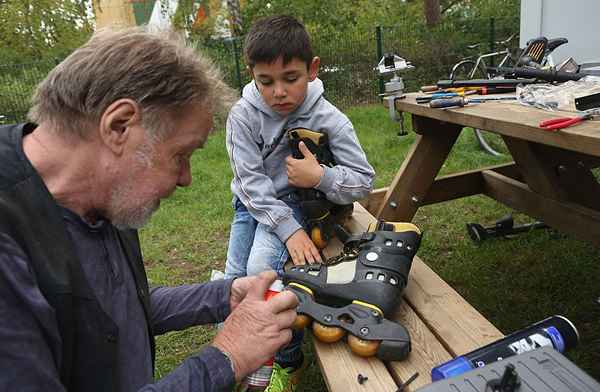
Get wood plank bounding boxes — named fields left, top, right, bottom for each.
left=376, top=118, right=462, bottom=221
left=503, top=136, right=569, bottom=200
left=313, top=339, right=398, bottom=392
left=363, top=163, right=519, bottom=214
left=482, top=170, right=600, bottom=245
left=391, top=93, right=600, bottom=157
left=530, top=144, right=600, bottom=211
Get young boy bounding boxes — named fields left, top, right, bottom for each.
left=225, top=15, right=375, bottom=391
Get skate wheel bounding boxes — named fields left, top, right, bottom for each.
left=348, top=334, right=380, bottom=357
left=312, top=322, right=345, bottom=343
left=311, top=227, right=327, bottom=249
left=293, top=314, right=312, bottom=330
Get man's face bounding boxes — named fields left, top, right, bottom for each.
left=108, top=104, right=213, bottom=229
left=251, top=56, right=319, bottom=116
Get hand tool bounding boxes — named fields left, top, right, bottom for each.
left=429, top=96, right=517, bottom=108
left=437, top=78, right=537, bottom=89
left=421, top=86, right=516, bottom=95
left=538, top=110, right=598, bottom=131
left=416, top=90, right=476, bottom=103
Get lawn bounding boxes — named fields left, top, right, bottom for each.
left=140, top=104, right=600, bottom=389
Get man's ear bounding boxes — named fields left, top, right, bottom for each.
left=308, top=57, right=320, bottom=81
left=98, top=98, right=141, bottom=155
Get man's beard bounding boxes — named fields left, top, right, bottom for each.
left=109, top=186, right=160, bottom=230
left=108, top=142, right=160, bottom=230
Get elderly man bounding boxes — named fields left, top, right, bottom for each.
left=0, top=28, right=298, bottom=392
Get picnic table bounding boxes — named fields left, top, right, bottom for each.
left=364, top=93, right=600, bottom=245
left=311, top=93, right=600, bottom=391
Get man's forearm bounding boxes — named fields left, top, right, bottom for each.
left=149, top=279, right=233, bottom=334
left=138, top=346, right=235, bottom=392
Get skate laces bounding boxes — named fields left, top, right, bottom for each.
left=265, top=363, right=300, bottom=392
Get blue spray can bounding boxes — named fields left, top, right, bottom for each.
left=431, top=315, right=579, bottom=381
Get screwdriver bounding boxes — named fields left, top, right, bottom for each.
left=429, top=96, right=517, bottom=108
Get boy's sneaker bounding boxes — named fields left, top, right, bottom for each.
left=264, top=359, right=307, bottom=392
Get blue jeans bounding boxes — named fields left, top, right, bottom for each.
left=225, top=195, right=305, bottom=365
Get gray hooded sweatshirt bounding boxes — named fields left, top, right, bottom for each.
left=226, top=78, right=375, bottom=243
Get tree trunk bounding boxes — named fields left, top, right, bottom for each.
left=424, top=0, right=441, bottom=26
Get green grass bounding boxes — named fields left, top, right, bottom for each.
left=140, top=104, right=600, bottom=388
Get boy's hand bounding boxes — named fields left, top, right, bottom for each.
left=285, top=229, right=322, bottom=265
left=286, top=141, right=324, bottom=188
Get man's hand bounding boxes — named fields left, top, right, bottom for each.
left=212, top=271, right=299, bottom=381
left=229, top=276, right=254, bottom=311
left=286, top=141, right=324, bottom=188
left=285, top=229, right=322, bottom=265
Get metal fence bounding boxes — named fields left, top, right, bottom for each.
left=0, top=17, right=518, bottom=124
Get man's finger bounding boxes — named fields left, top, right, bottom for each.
left=304, top=249, right=315, bottom=264
left=268, top=290, right=299, bottom=313
left=275, top=308, right=299, bottom=329
left=247, top=270, right=277, bottom=300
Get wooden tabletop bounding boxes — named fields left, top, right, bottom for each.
left=390, top=93, right=600, bottom=157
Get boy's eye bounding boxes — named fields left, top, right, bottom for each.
left=286, top=76, right=298, bottom=82
left=258, top=79, right=272, bottom=85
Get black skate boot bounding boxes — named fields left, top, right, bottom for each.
left=288, top=128, right=353, bottom=249
left=282, top=221, right=421, bottom=361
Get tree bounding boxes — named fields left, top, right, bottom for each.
left=424, top=0, right=441, bottom=26
left=0, top=0, right=93, bottom=63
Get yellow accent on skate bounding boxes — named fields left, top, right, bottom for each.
left=352, top=300, right=383, bottom=316
left=367, top=222, right=421, bottom=235
left=288, top=128, right=323, bottom=144
left=287, top=282, right=313, bottom=296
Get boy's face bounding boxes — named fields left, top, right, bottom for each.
left=251, top=56, right=320, bottom=116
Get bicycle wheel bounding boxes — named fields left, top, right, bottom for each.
left=449, top=60, right=476, bottom=80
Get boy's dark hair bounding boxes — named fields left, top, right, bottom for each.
left=244, top=15, right=313, bottom=69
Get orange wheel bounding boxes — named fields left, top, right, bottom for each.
left=293, top=314, right=312, bottom=330
left=311, top=226, right=327, bottom=249
left=347, top=334, right=381, bottom=357
left=312, top=322, right=345, bottom=343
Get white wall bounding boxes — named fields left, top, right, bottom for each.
left=520, top=0, right=600, bottom=64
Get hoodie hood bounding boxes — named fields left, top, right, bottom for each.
left=241, top=78, right=325, bottom=120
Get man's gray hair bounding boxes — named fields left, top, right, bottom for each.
left=29, top=27, right=235, bottom=139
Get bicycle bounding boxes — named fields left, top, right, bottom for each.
left=449, top=35, right=568, bottom=156
left=449, top=33, right=520, bottom=81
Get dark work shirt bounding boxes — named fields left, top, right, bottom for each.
left=0, top=207, right=236, bottom=391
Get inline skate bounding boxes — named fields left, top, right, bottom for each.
left=288, top=128, right=353, bottom=249
left=283, top=220, right=421, bottom=361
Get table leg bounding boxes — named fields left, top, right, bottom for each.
left=376, top=116, right=462, bottom=222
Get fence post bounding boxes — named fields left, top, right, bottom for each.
left=376, top=25, right=384, bottom=96
left=489, top=17, right=496, bottom=66
left=232, top=38, right=243, bottom=96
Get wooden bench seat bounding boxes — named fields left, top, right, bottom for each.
left=312, top=202, right=505, bottom=391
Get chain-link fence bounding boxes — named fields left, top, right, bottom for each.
left=0, top=17, right=518, bottom=124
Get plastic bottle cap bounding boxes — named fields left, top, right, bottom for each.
left=268, top=279, right=284, bottom=293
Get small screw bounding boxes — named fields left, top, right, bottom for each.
left=357, top=373, right=369, bottom=385
left=324, top=314, right=333, bottom=323
left=389, top=201, right=398, bottom=208
left=360, top=327, right=369, bottom=336
left=411, top=195, right=419, bottom=204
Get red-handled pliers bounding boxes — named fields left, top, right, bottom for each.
left=539, top=112, right=594, bottom=131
